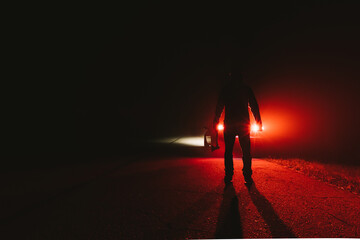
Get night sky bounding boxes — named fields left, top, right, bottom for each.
left=5, top=1, right=360, bottom=164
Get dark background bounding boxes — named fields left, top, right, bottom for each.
left=4, top=1, right=360, bottom=165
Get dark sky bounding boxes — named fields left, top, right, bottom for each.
left=5, top=1, right=360, bottom=163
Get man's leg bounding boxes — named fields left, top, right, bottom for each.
left=239, top=134, right=253, bottom=183
left=224, top=130, right=236, bottom=183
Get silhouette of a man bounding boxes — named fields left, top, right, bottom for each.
left=213, top=69, right=262, bottom=185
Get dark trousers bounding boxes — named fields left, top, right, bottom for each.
left=224, top=129, right=252, bottom=179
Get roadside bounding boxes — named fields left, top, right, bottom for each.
left=264, top=158, right=360, bottom=195
left=0, top=155, right=135, bottom=225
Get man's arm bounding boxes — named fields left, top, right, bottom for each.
left=213, top=88, right=225, bottom=127
left=248, top=88, right=262, bottom=128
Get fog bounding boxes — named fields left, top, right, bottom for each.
left=4, top=2, right=360, bottom=165
left=75, top=2, right=360, bottom=164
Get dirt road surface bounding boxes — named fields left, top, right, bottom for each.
left=1, top=148, right=359, bottom=239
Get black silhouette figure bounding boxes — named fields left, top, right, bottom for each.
left=213, top=69, right=262, bottom=185
left=215, top=183, right=243, bottom=238
left=247, top=183, right=296, bottom=238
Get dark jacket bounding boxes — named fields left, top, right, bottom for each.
left=214, top=81, right=262, bottom=130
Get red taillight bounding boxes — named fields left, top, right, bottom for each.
left=217, top=123, right=224, bottom=131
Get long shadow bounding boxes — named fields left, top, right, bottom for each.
left=215, top=183, right=243, bottom=238
left=247, top=183, right=296, bottom=238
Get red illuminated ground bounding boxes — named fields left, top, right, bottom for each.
left=1, top=147, right=359, bottom=239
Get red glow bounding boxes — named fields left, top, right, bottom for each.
left=217, top=123, right=224, bottom=131
left=251, top=123, right=264, bottom=132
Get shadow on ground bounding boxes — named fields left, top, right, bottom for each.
left=215, top=183, right=243, bottom=238
left=247, top=183, right=296, bottom=238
